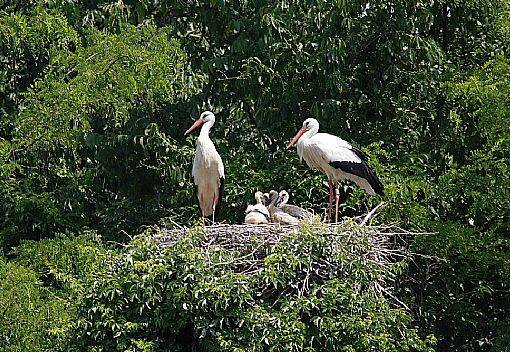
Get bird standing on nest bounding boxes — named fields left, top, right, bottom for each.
left=184, top=111, right=224, bottom=224
left=277, top=190, right=313, bottom=219
left=267, top=190, right=300, bottom=225
left=244, top=191, right=270, bottom=224
left=287, top=118, right=384, bottom=223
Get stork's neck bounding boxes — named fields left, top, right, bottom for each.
left=298, top=126, right=318, bottom=145
left=199, top=120, right=214, bottom=138
left=296, top=126, right=318, bottom=161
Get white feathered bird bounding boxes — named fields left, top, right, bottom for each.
left=287, top=118, right=384, bottom=222
left=267, top=190, right=299, bottom=225
left=277, top=190, right=312, bottom=219
left=184, top=111, right=224, bottom=223
left=244, top=191, right=270, bottom=224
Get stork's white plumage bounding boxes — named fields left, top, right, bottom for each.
left=287, top=118, right=383, bottom=222
left=184, top=111, right=224, bottom=223
left=244, top=191, right=270, bottom=224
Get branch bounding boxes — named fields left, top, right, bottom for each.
left=360, top=202, right=386, bottom=226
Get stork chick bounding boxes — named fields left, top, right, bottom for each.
left=277, top=190, right=312, bottom=219
left=244, top=191, right=270, bottom=224
left=267, top=190, right=299, bottom=225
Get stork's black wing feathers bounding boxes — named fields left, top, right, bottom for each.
left=350, top=146, right=368, bottom=161
left=329, top=160, right=384, bottom=196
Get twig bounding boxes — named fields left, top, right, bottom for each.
left=375, top=282, right=411, bottom=311
left=360, top=202, right=386, bottom=226
left=211, top=236, right=273, bottom=267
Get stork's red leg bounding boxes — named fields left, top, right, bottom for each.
left=328, top=180, right=335, bottom=204
left=211, top=192, right=217, bottom=224
left=334, top=184, right=340, bottom=223
left=200, top=193, right=205, bottom=225
left=327, top=180, right=335, bottom=221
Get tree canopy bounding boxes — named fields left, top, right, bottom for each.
left=0, top=1, right=509, bottom=351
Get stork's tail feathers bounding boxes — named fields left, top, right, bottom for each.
left=329, top=160, right=384, bottom=196
left=364, top=166, right=384, bottom=196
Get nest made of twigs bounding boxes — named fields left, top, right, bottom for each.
left=155, top=202, right=401, bottom=252
left=151, top=204, right=437, bottom=308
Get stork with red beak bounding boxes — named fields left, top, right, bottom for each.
left=287, top=118, right=384, bottom=223
left=184, top=111, right=224, bottom=223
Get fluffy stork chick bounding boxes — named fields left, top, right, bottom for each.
left=276, top=190, right=313, bottom=219
left=244, top=191, right=270, bottom=224
left=184, top=111, right=224, bottom=223
left=263, top=192, right=270, bottom=206
left=287, top=118, right=384, bottom=222
left=267, top=190, right=299, bottom=225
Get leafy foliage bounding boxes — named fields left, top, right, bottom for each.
left=404, top=56, right=510, bottom=352
left=74, top=226, right=435, bottom=352
left=0, top=0, right=509, bottom=351
left=409, top=223, right=510, bottom=351
left=0, top=256, right=71, bottom=351
left=1, top=20, right=202, bottom=247
left=0, top=233, right=108, bottom=352
left=0, top=8, right=79, bottom=136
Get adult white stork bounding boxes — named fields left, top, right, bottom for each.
left=286, top=118, right=384, bottom=223
left=184, top=111, right=224, bottom=223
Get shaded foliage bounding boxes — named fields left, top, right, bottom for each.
left=0, top=8, right=79, bottom=137
left=0, top=233, right=106, bottom=352
left=1, top=15, right=203, bottom=247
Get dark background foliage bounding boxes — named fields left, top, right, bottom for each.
left=0, top=0, right=508, bottom=351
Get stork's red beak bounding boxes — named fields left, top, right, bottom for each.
left=286, top=128, right=307, bottom=148
left=184, top=119, right=204, bottom=136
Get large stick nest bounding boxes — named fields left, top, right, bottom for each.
left=152, top=204, right=436, bottom=308
left=156, top=203, right=411, bottom=255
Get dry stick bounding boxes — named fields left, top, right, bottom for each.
left=166, top=218, right=185, bottom=230
left=375, top=282, right=411, bottom=311
left=360, top=202, right=386, bottom=226
left=211, top=236, right=273, bottom=267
